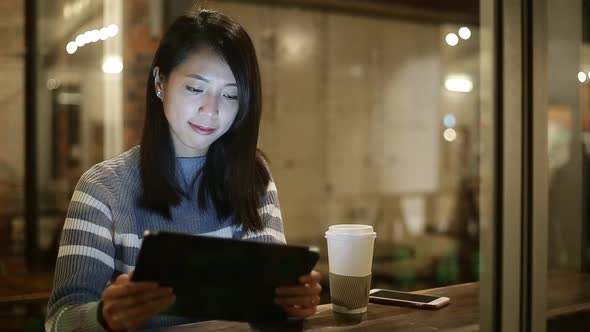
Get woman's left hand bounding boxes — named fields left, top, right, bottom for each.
left=275, top=270, right=323, bottom=318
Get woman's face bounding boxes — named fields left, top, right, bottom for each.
left=156, top=47, right=239, bottom=157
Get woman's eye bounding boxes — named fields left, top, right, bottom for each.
left=185, top=86, right=203, bottom=93
left=224, top=94, right=238, bottom=100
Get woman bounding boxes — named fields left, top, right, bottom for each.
left=45, top=9, right=322, bottom=332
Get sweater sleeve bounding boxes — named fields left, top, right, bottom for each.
left=45, top=165, right=117, bottom=332
left=238, top=175, right=287, bottom=245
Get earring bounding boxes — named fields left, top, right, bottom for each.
left=156, top=90, right=162, bottom=98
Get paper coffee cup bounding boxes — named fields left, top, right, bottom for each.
left=325, top=224, right=376, bottom=315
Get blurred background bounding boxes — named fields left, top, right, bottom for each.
left=1, top=0, right=588, bottom=331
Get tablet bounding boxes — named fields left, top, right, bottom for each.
left=131, top=230, right=320, bottom=323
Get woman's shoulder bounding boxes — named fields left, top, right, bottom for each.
left=78, top=146, right=141, bottom=188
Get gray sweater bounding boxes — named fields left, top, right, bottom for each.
left=45, top=146, right=286, bottom=331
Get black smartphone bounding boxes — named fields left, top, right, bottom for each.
left=369, top=289, right=450, bottom=309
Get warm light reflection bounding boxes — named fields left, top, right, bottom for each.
left=443, top=128, right=457, bottom=142
left=578, top=71, right=587, bottom=83
left=63, top=0, right=91, bottom=19
left=57, top=92, right=81, bottom=105
left=100, top=27, right=110, bottom=40
left=67, top=24, right=119, bottom=55
left=46, top=78, right=61, bottom=90
left=66, top=42, right=78, bottom=54
left=280, top=28, right=313, bottom=63
left=107, top=24, right=119, bottom=37
left=102, top=56, right=123, bottom=74
left=89, top=30, right=100, bottom=43
left=445, top=75, right=473, bottom=92
left=458, top=27, right=471, bottom=40
left=75, top=34, right=87, bottom=47
left=445, top=33, right=459, bottom=46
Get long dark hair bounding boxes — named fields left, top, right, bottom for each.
left=140, top=9, right=270, bottom=232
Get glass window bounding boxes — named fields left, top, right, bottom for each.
left=0, top=0, right=25, bottom=274
left=546, top=0, right=590, bottom=329
left=166, top=0, right=483, bottom=291
left=6, top=0, right=501, bottom=330
left=36, top=0, right=124, bottom=268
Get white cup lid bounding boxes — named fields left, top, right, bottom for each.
left=325, top=224, right=377, bottom=238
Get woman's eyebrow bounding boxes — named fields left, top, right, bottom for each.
left=185, top=73, right=237, bottom=87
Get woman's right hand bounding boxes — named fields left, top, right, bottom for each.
left=101, top=273, right=176, bottom=331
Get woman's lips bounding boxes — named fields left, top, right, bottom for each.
left=189, top=123, right=216, bottom=135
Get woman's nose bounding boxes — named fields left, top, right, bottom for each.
left=198, top=92, right=219, bottom=118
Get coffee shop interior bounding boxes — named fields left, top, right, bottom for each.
left=1, top=0, right=589, bottom=331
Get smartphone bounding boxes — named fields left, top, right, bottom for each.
left=369, top=289, right=450, bottom=309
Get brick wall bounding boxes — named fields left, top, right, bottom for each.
left=122, top=0, right=159, bottom=149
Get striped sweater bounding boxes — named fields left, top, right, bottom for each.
left=45, top=146, right=286, bottom=331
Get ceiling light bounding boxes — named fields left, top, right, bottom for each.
left=445, top=33, right=459, bottom=46
left=445, top=75, right=473, bottom=92
left=458, top=27, right=471, bottom=40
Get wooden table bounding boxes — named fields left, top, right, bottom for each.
left=1, top=271, right=588, bottom=331
left=0, top=272, right=54, bottom=332
left=0, top=272, right=54, bottom=304
left=151, top=271, right=590, bottom=331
